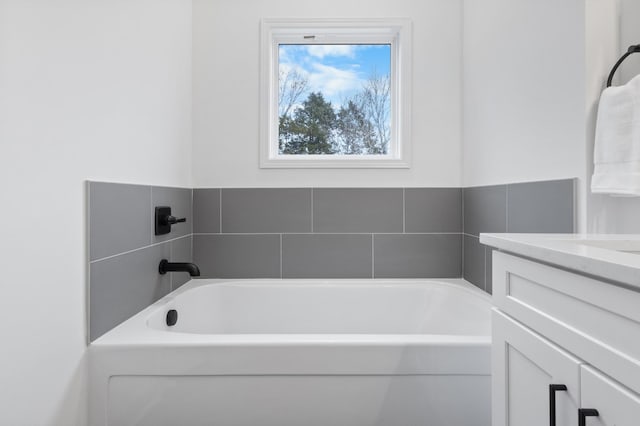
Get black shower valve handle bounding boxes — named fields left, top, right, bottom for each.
left=155, top=206, right=187, bottom=236
left=164, top=215, right=187, bottom=225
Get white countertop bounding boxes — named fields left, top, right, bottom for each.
left=479, top=233, right=640, bottom=287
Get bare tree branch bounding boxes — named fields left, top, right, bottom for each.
left=361, top=70, right=391, bottom=152
left=279, top=69, right=309, bottom=118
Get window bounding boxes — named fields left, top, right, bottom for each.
left=260, top=18, right=412, bottom=168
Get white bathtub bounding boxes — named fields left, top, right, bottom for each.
left=90, top=279, right=491, bottom=426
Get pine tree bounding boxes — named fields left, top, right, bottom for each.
left=280, top=92, right=336, bottom=154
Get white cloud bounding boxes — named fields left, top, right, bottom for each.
left=279, top=46, right=369, bottom=107
left=278, top=46, right=290, bottom=63
left=306, top=45, right=356, bottom=59
left=307, top=62, right=363, bottom=104
left=278, top=62, right=298, bottom=76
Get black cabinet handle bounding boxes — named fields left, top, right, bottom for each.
left=549, top=384, right=567, bottom=426
left=578, top=408, right=599, bottom=426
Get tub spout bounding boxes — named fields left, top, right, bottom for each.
left=158, top=259, right=201, bottom=277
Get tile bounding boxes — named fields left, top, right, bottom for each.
left=89, top=182, right=151, bottom=261
left=313, top=188, right=403, bottom=233
left=282, top=234, right=372, bottom=278
left=170, top=236, right=193, bottom=290
left=193, top=189, right=220, bottom=233
left=152, top=186, right=192, bottom=243
left=405, top=188, right=462, bottom=232
left=463, top=185, right=507, bottom=236
left=507, top=179, right=575, bottom=233
left=374, top=234, right=462, bottom=278
left=222, top=188, right=311, bottom=233
left=485, top=247, right=493, bottom=294
left=90, top=243, right=171, bottom=341
left=193, top=234, right=280, bottom=278
left=463, top=235, right=485, bottom=291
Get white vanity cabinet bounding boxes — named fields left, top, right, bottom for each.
left=491, top=250, right=640, bottom=426
left=492, top=310, right=581, bottom=426
left=580, top=366, right=640, bottom=426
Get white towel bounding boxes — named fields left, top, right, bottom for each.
left=591, top=74, right=640, bottom=195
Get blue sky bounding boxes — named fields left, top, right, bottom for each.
left=279, top=44, right=391, bottom=108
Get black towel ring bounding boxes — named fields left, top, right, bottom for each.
left=606, top=44, right=640, bottom=87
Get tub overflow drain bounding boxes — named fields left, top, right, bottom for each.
left=166, top=309, right=178, bottom=326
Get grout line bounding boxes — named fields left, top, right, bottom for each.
left=371, top=234, right=375, bottom=278
left=461, top=231, right=465, bottom=279
left=461, top=187, right=465, bottom=236
left=149, top=186, right=154, bottom=245
left=462, top=232, right=480, bottom=239
left=89, top=235, right=190, bottom=264
left=505, top=185, right=509, bottom=233
left=219, top=189, right=223, bottom=233
left=402, top=188, right=406, bottom=233
left=169, top=238, right=174, bottom=290
left=310, top=188, right=314, bottom=233
left=279, top=234, right=283, bottom=278
left=572, top=179, right=577, bottom=233
left=461, top=188, right=465, bottom=279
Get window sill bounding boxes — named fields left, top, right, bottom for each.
left=259, top=156, right=411, bottom=169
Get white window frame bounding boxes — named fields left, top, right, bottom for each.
left=260, top=18, right=412, bottom=169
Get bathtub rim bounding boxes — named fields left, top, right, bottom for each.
left=91, top=278, right=491, bottom=347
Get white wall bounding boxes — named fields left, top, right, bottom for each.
left=587, top=0, right=640, bottom=233
left=462, top=0, right=631, bottom=233
left=0, top=1, right=192, bottom=424
left=619, top=0, right=640, bottom=84
left=192, top=0, right=463, bottom=188
left=462, top=0, right=587, bottom=189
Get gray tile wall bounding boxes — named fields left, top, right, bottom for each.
left=463, top=179, right=575, bottom=293
left=193, top=188, right=463, bottom=280
left=88, top=179, right=575, bottom=340
left=88, top=182, right=193, bottom=341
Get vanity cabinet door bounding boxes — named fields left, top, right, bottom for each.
left=579, top=365, right=640, bottom=426
left=492, top=310, right=582, bottom=426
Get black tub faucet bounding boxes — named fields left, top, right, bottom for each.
left=158, top=259, right=200, bottom=277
